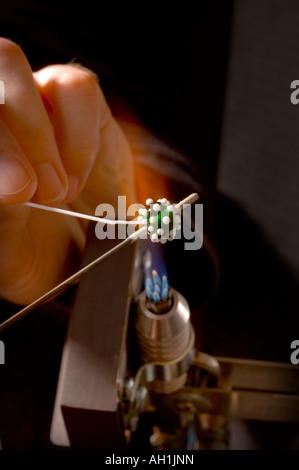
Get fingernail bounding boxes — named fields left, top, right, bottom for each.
left=0, top=154, right=33, bottom=196
left=65, top=174, right=79, bottom=202
left=34, top=162, right=66, bottom=203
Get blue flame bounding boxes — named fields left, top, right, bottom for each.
left=144, top=240, right=169, bottom=303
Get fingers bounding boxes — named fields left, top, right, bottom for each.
left=34, top=64, right=136, bottom=206
left=0, top=38, right=135, bottom=210
left=0, top=38, right=68, bottom=204
left=0, top=119, right=37, bottom=204
left=34, top=65, right=105, bottom=202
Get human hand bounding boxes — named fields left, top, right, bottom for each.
left=0, top=38, right=135, bottom=305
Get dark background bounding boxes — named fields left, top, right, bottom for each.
left=0, top=0, right=298, bottom=449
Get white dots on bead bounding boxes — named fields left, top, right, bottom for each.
left=144, top=197, right=184, bottom=244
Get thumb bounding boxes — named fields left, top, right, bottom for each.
left=0, top=119, right=37, bottom=205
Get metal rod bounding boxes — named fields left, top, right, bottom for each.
left=174, top=192, right=199, bottom=210
left=0, top=193, right=199, bottom=332
left=0, top=226, right=147, bottom=332
left=23, top=201, right=137, bottom=225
